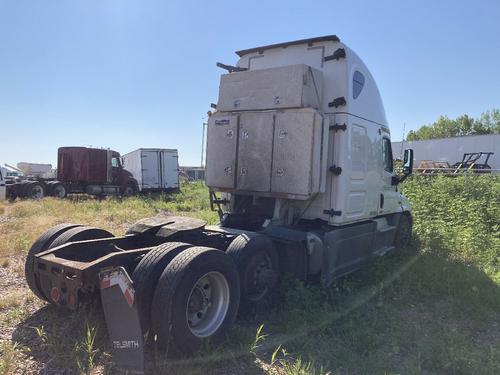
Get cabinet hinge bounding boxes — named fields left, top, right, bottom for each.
left=324, top=48, right=346, bottom=62
left=323, top=209, right=342, bottom=217
left=329, top=123, right=347, bottom=132
left=328, top=97, right=346, bottom=108
left=329, top=165, right=342, bottom=175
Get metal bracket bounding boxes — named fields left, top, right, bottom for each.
left=216, top=62, right=248, bottom=73
left=329, top=165, right=342, bottom=175
left=212, top=198, right=229, bottom=205
left=329, top=123, right=347, bottom=132
left=324, top=48, right=346, bottom=62
left=328, top=97, right=346, bottom=108
left=323, top=209, right=342, bottom=216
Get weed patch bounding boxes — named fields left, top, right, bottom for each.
left=0, top=176, right=498, bottom=374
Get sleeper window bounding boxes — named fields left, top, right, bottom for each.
left=382, top=138, right=393, bottom=173
left=353, top=71, right=365, bottom=99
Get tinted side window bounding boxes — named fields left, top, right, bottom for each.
left=353, top=71, right=365, bottom=99
left=111, top=157, right=119, bottom=168
left=382, top=138, right=393, bottom=173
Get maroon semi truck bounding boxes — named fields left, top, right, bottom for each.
left=6, top=147, right=139, bottom=199
left=56, top=147, right=139, bottom=197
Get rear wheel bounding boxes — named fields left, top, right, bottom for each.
left=226, top=234, right=279, bottom=313
left=122, top=183, right=137, bottom=197
left=37, top=226, right=114, bottom=304
left=25, top=223, right=82, bottom=302
left=6, top=187, right=17, bottom=202
left=151, top=247, right=240, bottom=353
left=51, top=183, right=67, bottom=198
left=48, top=226, right=114, bottom=250
left=24, top=182, right=45, bottom=199
left=132, top=242, right=192, bottom=333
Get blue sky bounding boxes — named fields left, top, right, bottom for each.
left=1, top=0, right=499, bottom=167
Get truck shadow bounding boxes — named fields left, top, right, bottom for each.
left=12, top=237, right=500, bottom=374
left=12, top=298, right=267, bottom=374
left=240, top=237, right=500, bottom=373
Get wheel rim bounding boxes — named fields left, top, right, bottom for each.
left=53, top=185, right=66, bottom=198
left=186, top=271, right=230, bottom=338
left=124, top=186, right=134, bottom=196
left=244, top=252, right=273, bottom=301
left=31, top=185, right=44, bottom=199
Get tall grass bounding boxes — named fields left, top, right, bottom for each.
left=0, top=176, right=498, bottom=374
left=401, top=174, right=499, bottom=281
left=0, top=181, right=217, bottom=258
left=268, top=175, right=500, bottom=374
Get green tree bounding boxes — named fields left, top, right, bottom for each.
left=406, top=109, right=500, bottom=141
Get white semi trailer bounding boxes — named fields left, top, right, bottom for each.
left=122, top=148, right=179, bottom=193
left=24, top=35, right=414, bottom=373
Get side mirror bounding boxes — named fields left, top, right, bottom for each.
left=403, top=149, right=414, bottom=175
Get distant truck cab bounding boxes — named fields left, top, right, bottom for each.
left=57, top=147, right=138, bottom=197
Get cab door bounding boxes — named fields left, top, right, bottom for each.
left=379, top=136, right=400, bottom=214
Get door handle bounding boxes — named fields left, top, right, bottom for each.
left=380, top=193, right=384, bottom=209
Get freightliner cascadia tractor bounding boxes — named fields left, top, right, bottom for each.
left=24, top=35, right=414, bottom=373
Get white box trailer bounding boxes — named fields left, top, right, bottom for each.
left=122, top=149, right=179, bottom=192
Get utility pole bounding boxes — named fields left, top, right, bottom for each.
left=400, top=122, right=406, bottom=158
left=201, top=122, right=207, bottom=168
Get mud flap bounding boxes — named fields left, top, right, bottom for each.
left=99, top=267, right=144, bottom=374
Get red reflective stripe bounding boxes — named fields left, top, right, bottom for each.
left=124, top=288, right=134, bottom=307
left=101, top=271, right=135, bottom=307
left=50, top=287, right=60, bottom=303
left=100, top=279, right=111, bottom=289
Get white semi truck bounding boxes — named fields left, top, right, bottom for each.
left=24, top=35, right=414, bottom=373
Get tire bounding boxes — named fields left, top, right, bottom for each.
left=226, top=233, right=280, bottom=312
left=16, top=181, right=30, bottom=198
left=36, top=226, right=114, bottom=303
left=25, top=223, right=82, bottom=302
left=50, top=183, right=67, bottom=198
left=151, top=247, right=240, bottom=353
left=132, top=242, right=192, bottom=333
left=6, top=188, right=17, bottom=202
left=394, top=214, right=412, bottom=250
left=48, top=226, right=114, bottom=250
left=121, top=183, right=137, bottom=197
left=24, top=181, right=45, bottom=200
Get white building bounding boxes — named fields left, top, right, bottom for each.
left=392, top=134, right=499, bottom=171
